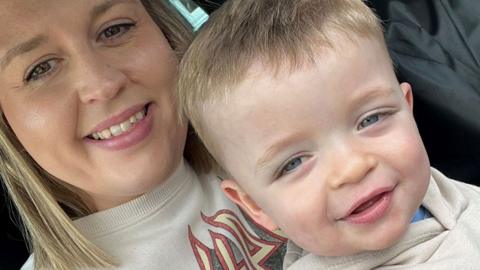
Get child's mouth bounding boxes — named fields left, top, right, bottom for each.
left=341, top=187, right=395, bottom=225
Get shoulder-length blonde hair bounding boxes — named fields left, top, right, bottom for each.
left=0, top=1, right=192, bottom=269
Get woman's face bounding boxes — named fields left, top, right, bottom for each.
left=0, top=0, right=188, bottom=210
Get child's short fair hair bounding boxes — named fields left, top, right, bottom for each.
left=178, top=0, right=385, bottom=174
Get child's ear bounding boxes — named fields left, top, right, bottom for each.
left=220, top=179, right=278, bottom=231
left=400, top=82, right=414, bottom=111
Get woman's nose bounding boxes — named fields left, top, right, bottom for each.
left=75, top=56, right=128, bottom=104
left=325, top=143, right=378, bottom=190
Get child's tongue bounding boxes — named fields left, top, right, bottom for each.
left=352, top=193, right=384, bottom=214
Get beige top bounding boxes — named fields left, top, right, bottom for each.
left=22, top=159, right=287, bottom=269
left=284, top=168, right=480, bottom=270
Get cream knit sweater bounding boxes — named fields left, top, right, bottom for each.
left=284, top=168, right=480, bottom=270
left=22, top=160, right=286, bottom=269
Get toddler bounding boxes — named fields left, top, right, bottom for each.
left=178, top=0, right=480, bottom=269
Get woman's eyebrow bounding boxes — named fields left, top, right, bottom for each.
left=0, top=0, right=137, bottom=72
left=0, top=35, right=47, bottom=71
left=90, top=0, right=137, bottom=22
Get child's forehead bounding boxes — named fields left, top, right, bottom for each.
left=241, top=55, right=319, bottom=85
left=206, top=35, right=395, bottom=122
left=242, top=34, right=385, bottom=80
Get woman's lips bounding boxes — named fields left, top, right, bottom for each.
left=87, top=103, right=148, bottom=135
left=84, top=103, right=154, bottom=151
left=340, top=187, right=395, bottom=225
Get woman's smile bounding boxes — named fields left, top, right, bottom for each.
left=0, top=0, right=187, bottom=210
left=85, top=103, right=154, bottom=150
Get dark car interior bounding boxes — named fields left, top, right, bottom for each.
left=1, top=0, right=478, bottom=269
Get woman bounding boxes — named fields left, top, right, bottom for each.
left=0, top=0, right=286, bottom=269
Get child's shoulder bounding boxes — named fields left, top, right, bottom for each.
left=431, top=167, right=480, bottom=194
left=432, top=168, right=480, bottom=229
left=429, top=167, right=480, bottom=218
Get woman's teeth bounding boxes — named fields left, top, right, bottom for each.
left=90, top=109, right=146, bottom=140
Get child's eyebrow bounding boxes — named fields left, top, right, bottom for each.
left=350, top=87, right=395, bottom=109
left=255, top=131, right=311, bottom=173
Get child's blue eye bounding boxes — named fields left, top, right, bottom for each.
left=358, top=114, right=380, bottom=129
left=280, top=157, right=303, bottom=176
left=357, top=111, right=394, bottom=130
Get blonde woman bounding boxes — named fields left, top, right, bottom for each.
left=0, top=0, right=286, bottom=269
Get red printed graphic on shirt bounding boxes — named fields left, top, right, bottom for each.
left=189, top=209, right=287, bottom=270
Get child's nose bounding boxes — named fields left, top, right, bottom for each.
left=325, top=145, right=378, bottom=190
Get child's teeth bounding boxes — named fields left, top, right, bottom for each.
left=90, top=107, right=147, bottom=140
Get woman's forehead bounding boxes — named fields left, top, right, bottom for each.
left=1, top=1, right=74, bottom=20
left=0, top=0, right=141, bottom=28
left=0, top=0, right=142, bottom=53
left=0, top=1, right=49, bottom=69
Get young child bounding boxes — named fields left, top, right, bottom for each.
left=178, top=0, right=480, bottom=269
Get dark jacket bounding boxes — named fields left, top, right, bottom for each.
left=371, top=0, right=480, bottom=185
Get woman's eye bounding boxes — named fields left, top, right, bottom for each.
left=279, top=156, right=305, bottom=176
left=25, top=59, right=58, bottom=83
left=98, top=22, right=136, bottom=42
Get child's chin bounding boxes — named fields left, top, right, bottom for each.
left=368, top=222, right=409, bottom=251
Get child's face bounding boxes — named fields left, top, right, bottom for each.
left=205, top=36, right=431, bottom=256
